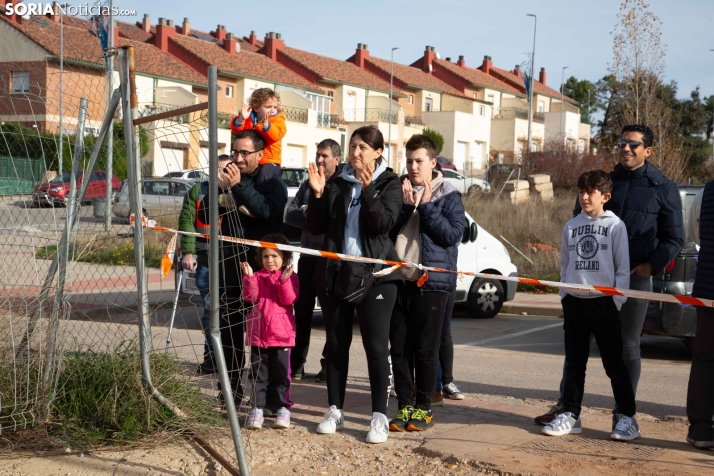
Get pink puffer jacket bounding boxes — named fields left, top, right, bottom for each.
left=243, top=269, right=299, bottom=348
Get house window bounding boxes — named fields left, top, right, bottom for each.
left=327, top=91, right=334, bottom=98
left=425, top=97, right=433, bottom=112
left=473, top=93, right=477, bottom=99
left=11, top=71, right=30, bottom=93
left=306, top=93, right=332, bottom=114
left=225, top=85, right=233, bottom=98
left=538, top=101, right=545, bottom=112
left=487, top=94, right=494, bottom=104
left=408, top=94, right=414, bottom=105
left=479, top=105, right=485, bottom=116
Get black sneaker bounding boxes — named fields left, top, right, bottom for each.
left=687, top=430, right=714, bottom=449
left=406, top=407, right=434, bottom=432
left=315, top=360, right=327, bottom=383
left=534, top=403, right=564, bottom=426
left=292, top=366, right=306, bottom=380
left=196, top=357, right=216, bottom=375
left=389, top=405, right=414, bottom=432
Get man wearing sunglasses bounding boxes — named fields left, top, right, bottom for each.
left=535, top=124, right=684, bottom=429
left=197, top=129, right=288, bottom=408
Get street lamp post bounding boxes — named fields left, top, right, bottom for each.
left=388, top=47, right=399, bottom=169
left=526, top=14, right=537, bottom=155
left=560, top=66, right=569, bottom=147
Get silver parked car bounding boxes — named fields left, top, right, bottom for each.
left=112, top=177, right=194, bottom=218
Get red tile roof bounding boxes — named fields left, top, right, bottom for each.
left=491, top=66, right=576, bottom=104
left=431, top=59, right=524, bottom=96
left=116, top=20, right=152, bottom=42
left=170, top=34, right=323, bottom=93
left=277, top=47, right=400, bottom=94
left=0, top=16, right=206, bottom=85
left=363, top=56, right=468, bottom=99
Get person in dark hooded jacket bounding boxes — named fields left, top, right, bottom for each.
left=387, top=134, right=465, bottom=433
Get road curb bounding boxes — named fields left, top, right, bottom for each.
left=502, top=303, right=563, bottom=318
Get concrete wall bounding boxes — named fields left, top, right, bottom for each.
left=423, top=109, right=491, bottom=170
left=542, top=110, right=582, bottom=145
left=0, top=21, right=48, bottom=62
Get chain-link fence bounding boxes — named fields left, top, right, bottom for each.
left=0, top=14, right=251, bottom=472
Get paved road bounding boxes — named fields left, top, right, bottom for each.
left=298, top=305, right=692, bottom=420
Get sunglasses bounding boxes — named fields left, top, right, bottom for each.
left=616, top=140, right=645, bottom=150
left=231, top=149, right=262, bottom=158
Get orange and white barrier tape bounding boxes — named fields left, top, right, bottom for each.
left=150, top=225, right=714, bottom=309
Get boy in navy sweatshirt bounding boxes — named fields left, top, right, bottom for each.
left=542, top=170, right=640, bottom=441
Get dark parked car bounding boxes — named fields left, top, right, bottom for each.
left=484, top=164, right=527, bottom=187
left=643, top=184, right=704, bottom=346
left=32, top=170, right=120, bottom=206
left=436, top=156, right=456, bottom=170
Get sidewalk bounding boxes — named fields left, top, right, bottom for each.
left=503, top=291, right=563, bottom=317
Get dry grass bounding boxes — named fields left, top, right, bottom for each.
left=464, top=191, right=576, bottom=291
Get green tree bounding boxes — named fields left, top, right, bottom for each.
left=561, top=77, right=599, bottom=126
left=423, top=128, right=444, bottom=155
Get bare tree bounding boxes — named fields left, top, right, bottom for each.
left=608, top=0, right=689, bottom=182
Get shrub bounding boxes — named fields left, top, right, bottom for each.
left=50, top=345, right=224, bottom=447
left=522, top=142, right=614, bottom=190
left=423, top=128, right=444, bottom=155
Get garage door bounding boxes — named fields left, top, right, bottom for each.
left=158, top=148, right=184, bottom=177
left=284, top=144, right=305, bottom=168
left=454, top=141, right=468, bottom=171
left=473, top=141, right=484, bottom=170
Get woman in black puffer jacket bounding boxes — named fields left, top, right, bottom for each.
left=307, top=125, right=403, bottom=444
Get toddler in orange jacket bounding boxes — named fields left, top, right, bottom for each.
left=229, top=88, right=286, bottom=166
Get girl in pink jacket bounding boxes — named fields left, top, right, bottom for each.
left=240, top=233, right=300, bottom=430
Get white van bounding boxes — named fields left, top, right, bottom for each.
left=177, top=211, right=517, bottom=318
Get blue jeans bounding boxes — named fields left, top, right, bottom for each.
left=194, top=262, right=214, bottom=357
left=557, top=272, right=652, bottom=405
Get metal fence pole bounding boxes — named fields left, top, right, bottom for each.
left=42, top=97, right=87, bottom=402
left=119, top=46, right=185, bottom=417
left=104, top=8, right=115, bottom=232
left=207, top=65, right=251, bottom=475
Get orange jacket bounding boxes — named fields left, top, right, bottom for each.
left=229, top=109, right=286, bottom=165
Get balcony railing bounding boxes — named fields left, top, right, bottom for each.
left=282, top=106, right=309, bottom=124
left=343, top=108, right=397, bottom=124
left=317, top=112, right=340, bottom=128
left=139, top=103, right=190, bottom=123
left=494, top=107, right=545, bottom=124
left=404, top=115, right=424, bottom=128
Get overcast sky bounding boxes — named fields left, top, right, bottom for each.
left=114, top=0, right=714, bottom=100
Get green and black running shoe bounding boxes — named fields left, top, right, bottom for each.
left=406, top=407, right=434, bottom=432
left=389, top=405, right=414, bottom=432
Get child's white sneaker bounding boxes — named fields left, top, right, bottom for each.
left=273, top=407, right=290, bottom=429
left=366, top=415, right=389, bottom=444
left=246, top=408, right=264, bottom=429
left=316, top=405, right=343, bottom=434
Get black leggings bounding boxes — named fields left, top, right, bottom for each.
left=318, top=283, right=398, bottom=415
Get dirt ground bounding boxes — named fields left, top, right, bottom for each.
left=0, top=378, right=708, bottom=476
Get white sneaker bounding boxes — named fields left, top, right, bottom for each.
left=273, top=407, right=290, bottom=429
left=366, top=416, right=389, bottom=444
left=316, top=405, right=344, bottom=434
left=246, top=408, right=264, bottom=429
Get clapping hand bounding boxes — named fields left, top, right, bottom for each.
left=402, top=178, right=417, bottom=206
left=281, top=264, right=294, bottom=280
left=224, top=162, right=241, bottom=188
left=240, top=261, right=254, bottom=277
left=361, top=161, right=375, bottom=190
left=308, top=163, right=326, bottom=198
left=421, top=180, right=432, bottom=204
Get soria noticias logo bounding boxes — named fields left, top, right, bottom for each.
left=4, top=3, right=136, bottom=17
